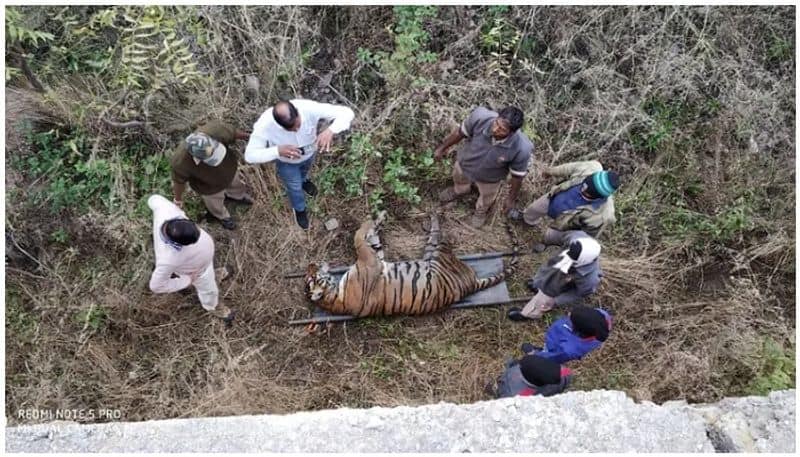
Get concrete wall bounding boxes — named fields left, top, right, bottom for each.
left=6, top=389, right=795, bottom=453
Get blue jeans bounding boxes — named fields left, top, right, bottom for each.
left=275, top=156, right=315, bottom=212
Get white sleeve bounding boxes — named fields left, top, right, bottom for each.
left=148, top=194, right=184, bottom=215
left=244, top=126, right=279, bottom=164
left=149, top=264, right=192, bottom=294
left=309, top=101, right=355, bottom=134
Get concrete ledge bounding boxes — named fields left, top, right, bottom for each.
left=5, top=389, right=795, bottom=453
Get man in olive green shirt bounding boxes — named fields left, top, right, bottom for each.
left=171, top=121, right=252, bottom=230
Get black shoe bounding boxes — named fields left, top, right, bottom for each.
left=302, top=180, right=318, bottom=197
left=205, top=212, right=237, bottom=230
left=526, top=280, right=539, bottom=294
left=507, top=307, right=529, bottom=322
left=223, top=310, right=236, bottom=327
left=295, top=209, right=310, bottom=230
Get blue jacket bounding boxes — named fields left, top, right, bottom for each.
left=535, top=308, right=612, bottom=364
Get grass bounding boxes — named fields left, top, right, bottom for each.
left=5, top=5, right=795, bottom=425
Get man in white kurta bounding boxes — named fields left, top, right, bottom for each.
left=147, top=194, right=233, bottom=321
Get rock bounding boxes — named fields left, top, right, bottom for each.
left=5, top=390, right=794, bottom=453
left=245, top=75, right=260, bottom=94
left=324, top=218, right=339, bottom=231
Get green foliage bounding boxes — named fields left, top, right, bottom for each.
left=14, top=127, right=172, bottom=215
left=767, top=33, right=793, bottom=62
left=317, top=133, right=375, bottom=198
left=382, top=147, right=438, bottom=206
left=357, top=6, right=438, bottom=89
left=50, top=228, right=70, bottom=244
left=76, top=305, right=108, bottom=331
left=660, top=196, right=754, bottom=243
left=5, top=7, right=55, bottom=80
left=632, top=98, right=694, bottom=152
left=116, top=6, right=207, bottom=90
left=746, top=337, right=795, bottom=395
left=5, top=7, right=55, bottom=46
left=6, top=287, right=38, bottom=342
left=480, top=8, right=522, bottom=78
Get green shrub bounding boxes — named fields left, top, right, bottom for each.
left=75, top=305, right=108, bottom=331
left=746, top=337, right=795, bottom=395
left=357, top=6, right=438, bottom=89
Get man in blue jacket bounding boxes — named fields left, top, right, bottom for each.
left=521, top=305, right=612, bottom=364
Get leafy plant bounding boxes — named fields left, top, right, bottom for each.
left=480, top=10, right=522, bottom=78
left=317, top=133, right=376, bottom=198
left=5, top=7, right=55, bottom=82
left=357, top=6, right=438, bottom=89
left=76, top=305, right=107, bottom=331
left=746, top=337, right=795, bottom=395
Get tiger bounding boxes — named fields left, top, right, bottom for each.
left=304, top=210, right=519, bottom=317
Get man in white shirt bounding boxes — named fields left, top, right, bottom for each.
left=245, top=99, right=355, bottom=229
left=148, top=194, right=234, bottom=322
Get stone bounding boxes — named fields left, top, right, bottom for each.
left=324, top=218, right=339, bottom=231
left=5, top=390, right=794, bottom=453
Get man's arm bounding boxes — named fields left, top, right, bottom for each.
left=504, top=175, right=524, bottom=211
left=149, top=264, right=191, bottom=294
left=545, top=160, right=603, bottom=178
left=172, top=181, right=187, bottom=208
left=433, top=127, right=466, bottom=160
left=244, top=126, right=280, bottom=164
left=311, top=101, right=355, bottom=152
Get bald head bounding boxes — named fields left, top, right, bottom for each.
left=273, top=100, right=299, bottom=131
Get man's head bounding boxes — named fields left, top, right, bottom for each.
left=566, top=237, right=601, bottom=267
left=569, top=305, right=610, bottom=342
left=185, top=132, right=227, bottom=167
left=582, top=170, right=620, bottom=199
left=490, top=106, right=525, bottom=141
left=519, top=354, right=561, bottom=386
left=163, top=218, right=201, bottom=246
left=273, top=100, right=301, bottom=131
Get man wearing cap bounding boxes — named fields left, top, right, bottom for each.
left=523, top=160, right=619, bottom=247
left=147, top=194, right=234, bottom=322
left=508, top=232, right=603, bottom=321
left=171, top=121, right=253, bottom=230
left=520, top=305, right=612, bottom=364
left=489, top=354, right=573, bottom=398
left=434, top=106, right=534, bottom=228
left=244, top=99, right=355, bottom=230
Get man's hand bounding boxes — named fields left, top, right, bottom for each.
left=433, top=146, right=449, bottom=161
left=315, top=128, right=334, bottom=153
left=173, top=199, right=183, bottom=209
left=278, top=144, right=301, bottom=160
left=235, top=130, right=251, bottom=141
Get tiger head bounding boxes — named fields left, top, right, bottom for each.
left=305, top=262, right=333, bottom=303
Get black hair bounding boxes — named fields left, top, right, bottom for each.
left=498, top=106, right=524, bottom=132
left=570, top=305, right=610, bottom=342
left=273, top=100, right=299, bottom=130
left=164, top=219, right=200, bottom=246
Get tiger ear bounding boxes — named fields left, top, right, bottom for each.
left=307, top=263, right=318, bottom=275
left=321, top=262, right=330, bottom=273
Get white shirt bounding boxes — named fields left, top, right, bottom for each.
left=244, top=99, right=355, bottom=165
left=148, top=194, right=215, bottom=293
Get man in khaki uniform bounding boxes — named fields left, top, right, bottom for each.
left=434, top=106, right=533, bottom=228
left=523, top=160, right=619, bottom=247
left=171, top=121, right=253, bottom=230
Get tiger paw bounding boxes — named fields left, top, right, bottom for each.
left=304, top=323, right=320, bottom=334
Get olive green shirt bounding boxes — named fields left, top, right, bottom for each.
left=170, top=121, right=239, bottom=195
